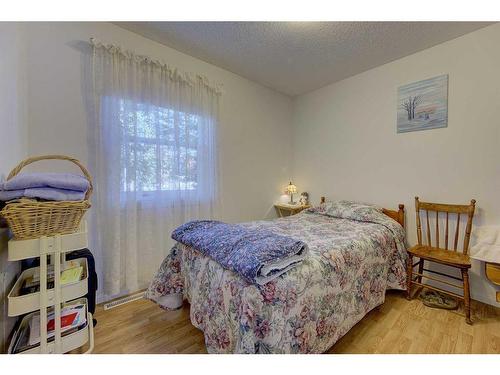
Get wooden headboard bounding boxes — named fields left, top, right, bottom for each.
left=319, top=197, right=405, bottom=228
left=382, top=205, right=405, bottom=227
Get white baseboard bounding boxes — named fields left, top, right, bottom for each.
left=103, top=291, right=145, bottom=310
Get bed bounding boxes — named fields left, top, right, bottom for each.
left=146, top=199, right=407, bottom=353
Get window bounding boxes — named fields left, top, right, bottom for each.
left=113, top=98, right=201, bottom=194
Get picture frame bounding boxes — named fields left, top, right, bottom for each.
left=397, top=74, right=448, bottom=133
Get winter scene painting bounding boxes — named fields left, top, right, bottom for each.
left=397, top=74, right=448, bottom=133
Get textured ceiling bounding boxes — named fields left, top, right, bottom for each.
left=116, top=22, right=493, bottom=96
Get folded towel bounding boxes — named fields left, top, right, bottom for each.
left=0, top=187, right=86, bottom=202
left=172, top=220, right=309, bottom=285
left=470, top=243, right=500, bottom=263
left=470, top=225, right=500, bottom=263
left=2, top=173, right=90, bottom=192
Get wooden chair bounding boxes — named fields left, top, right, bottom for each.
left=406, top=197, right=476, bottom=324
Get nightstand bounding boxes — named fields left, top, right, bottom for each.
left=274, top=203, right=311, bottom=217
left=485, top=263, right=500, bottom=302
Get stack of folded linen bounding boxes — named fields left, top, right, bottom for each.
left=172, top=220, right=309, bottom=285
left=0, top=173, right=90, bottom=202
left=470, top=225, right=500, bottom=264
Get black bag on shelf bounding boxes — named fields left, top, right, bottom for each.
left=65, top=249, right=98, bottom=317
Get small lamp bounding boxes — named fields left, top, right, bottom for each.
left=286, top=181, right=298, bottom=204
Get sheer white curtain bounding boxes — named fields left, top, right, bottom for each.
left=88, top=39, right=221, bottom=301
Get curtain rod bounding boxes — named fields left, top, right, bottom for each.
left=89, top=37, right=223, bottom=95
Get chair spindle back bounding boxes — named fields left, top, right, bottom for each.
left=414, top=197, right=476, bottom=254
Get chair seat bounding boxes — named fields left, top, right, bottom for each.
left=408, top=245, right=471, bottom=268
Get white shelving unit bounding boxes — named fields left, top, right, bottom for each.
left=7, top=222, right=94, bottom=354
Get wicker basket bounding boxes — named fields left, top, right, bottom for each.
left=0, top=155, right=93, bottom=240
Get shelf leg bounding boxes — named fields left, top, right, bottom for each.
left=54, top=235, right=62, bottom=353
left=83, top=312, right=94, bottom=354
left=40, top=236, right=48, bottom=354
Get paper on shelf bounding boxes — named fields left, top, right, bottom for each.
left=28, top=303, right=86, bottom=346
left=60, top=266, right=84, bottom=285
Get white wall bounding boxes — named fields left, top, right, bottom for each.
left=292, top=23, right=500, bottom=306
left=0, top=23, right=27, bottom=353
left=22, top=22, right=293, bottom=224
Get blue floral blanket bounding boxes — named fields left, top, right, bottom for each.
left=172, top=220, right=309, bottom=285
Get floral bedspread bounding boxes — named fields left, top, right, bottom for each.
left=146, top=203, right=407, bottom=353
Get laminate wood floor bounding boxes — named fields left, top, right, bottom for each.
left=91, top=291, right=500, bottom=354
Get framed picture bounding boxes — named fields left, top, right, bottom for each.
left=397, top=74, right=448, bottom=133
